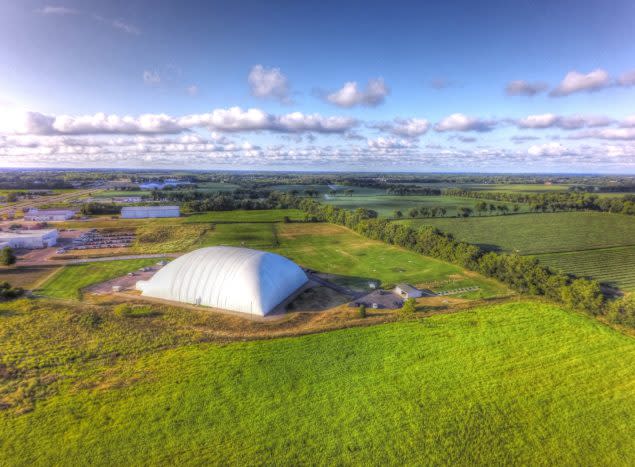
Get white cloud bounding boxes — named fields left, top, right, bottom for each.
left=619, top=116, right=635, bottom=128
left=569, top=128, right=635, bottom=140
left=367, top=137, right=412, bottom=149
left=248, top=65, right=291, bottom=103
left=326, top=78, right=389, bottom=108
left=1, top=107, right=356, bottom=136
left=528, top=142, right=568, bottom=156
left=186, top=85, right=199, bottom=96
left=516, top=113, right=611, bottom=130
left=550, top=69, right=611, bottom=96
left=35, top=5, right=79, bottom=15
left=434, top=113, right=496, bottom=132
left=617, top=70, right=635, bottom=87
left=505, top=80, right=548, bottom=96
left=370, top=118, right=430, bottom=138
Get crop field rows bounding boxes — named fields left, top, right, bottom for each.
left=397, top=212, right=635, bottom=291
left=535, top=246, right=635, bottom=291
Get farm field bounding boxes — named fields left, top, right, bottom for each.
left=194, top=181, right=241, bottom=192
left=270, top=183, right=386, bottom=196
left=0, top=265, right=60, bottom=289
left=401, top=212, right=635, bottom=254
left=323, top=195, right=527, bottom=217
left=400, top=212, right=635, bottom=291
left=93, top=190, right=151, bottom=198
left=1, top=301, right=633, bottom=465
left=535, top=246, right=635, bottom=291
left=37, top=258, right=162, bottom=299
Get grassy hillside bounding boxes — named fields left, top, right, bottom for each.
left=1, top=301, right=633, bottom=465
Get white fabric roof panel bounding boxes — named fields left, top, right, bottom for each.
left=136, top=246, right=308, bottom=316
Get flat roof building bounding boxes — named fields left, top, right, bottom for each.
left=24, top=209, right=75, bottom=222
left=395, top=283, right=422, bottom=299
left=136, top=246, right=308, bottom=316
left=120, top=205, right=180, bottom=219
left=0, top=229, right=58, bottom=249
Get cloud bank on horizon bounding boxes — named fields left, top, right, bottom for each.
left=1, top=0, right=635, bottom=172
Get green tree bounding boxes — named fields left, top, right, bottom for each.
left=394, top=210, right=403, bottom=219
left=0, top=247, right=16, bottom=266
left=401, top=298, right=417, bottom=314
left=358, top=304, right=367, bottom=318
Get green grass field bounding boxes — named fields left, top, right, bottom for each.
left=93, top=190, right=152, bottom=198
left=400, top=212, right=635, bottom=290
left=323, top=195, right=527, bottom=217
left=1, top=300, right=633, bottom=465
left=37, top=259, right=161, bottom=299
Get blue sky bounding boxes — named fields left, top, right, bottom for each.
left=1, top=0, right=634, bottom=172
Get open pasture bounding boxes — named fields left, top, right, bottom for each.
left=323, top=195, right=525, bottom=217
left=1, top=301, right=633, bottom=465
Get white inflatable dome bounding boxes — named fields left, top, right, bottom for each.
left=136, top=246, right=308, bottom=316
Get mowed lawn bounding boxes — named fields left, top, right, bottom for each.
left=1, top=301, right=633, bottom=465
left=400, top=212, right=635, bottom=291
left=322, top=195, right=527, bottom=217
left=37, top=258, right=161, bottom=299
left=272, top=223, right=507, bottom=296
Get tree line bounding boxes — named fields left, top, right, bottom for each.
left=442, top=189, right=635, bottom=216
left=273, top=193, right=633, bottom=328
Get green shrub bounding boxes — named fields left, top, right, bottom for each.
left=606, top=295, right=635, bottom=328
left=358, top=304, right=367, bottom=318
left=401, top=298, right=417, bottom=314
left=0, top=247, right=16, bottom=266
left=114, top=303, right=159, bottom=318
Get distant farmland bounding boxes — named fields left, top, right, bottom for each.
left=399, top=212, right=635, bottom=291
left=322, top=195, right=527, bottom=217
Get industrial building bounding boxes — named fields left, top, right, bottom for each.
left=24, top=208, right=75, bottom=222
left=136, top=246, right=308, bottom=316
left=120, top=205, right=180, bottom=219
left=395, top=283, right=423, bottom=299
left=0, top=229, right=58, bottom=249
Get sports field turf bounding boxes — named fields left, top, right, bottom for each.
left=1, top=301, right=633, bottom=465
left=322, top=195, right=526, bottom=217
left=37, top=258, right=161, bottom=299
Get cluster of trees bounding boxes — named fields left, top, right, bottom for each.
left=276, top=194, right=623, bottom=323
left=443, top=189, right=635, bottom=216
left=395, top=207, right=448, bottom=219
left=80, top=203, right=121, bottom=216
left=386, top=186, right=442, bottom=196
left=0, top=247, right=16, bottom=266
left=570, top=184, right=635, bottom=193
left=0, top=281, right=23, bottom=300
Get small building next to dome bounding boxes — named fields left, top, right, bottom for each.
left=136, top=246, right=308, bottom=316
